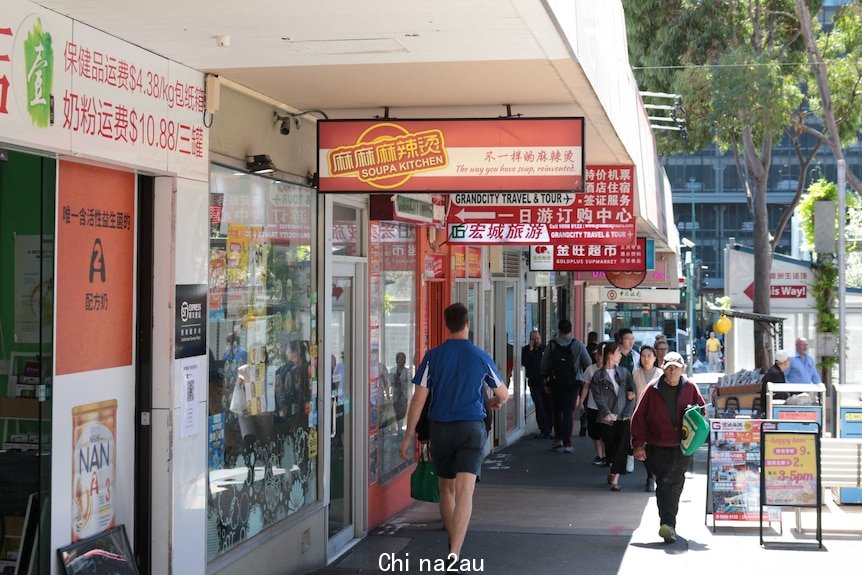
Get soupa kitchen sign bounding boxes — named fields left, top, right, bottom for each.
left=317, top=118, right=584, bottom=193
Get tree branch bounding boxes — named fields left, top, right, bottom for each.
left=734, top=144, right=755, bottom=215
left=771, top=134, right=822, bottom=252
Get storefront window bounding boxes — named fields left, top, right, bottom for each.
left=206, top=165, right=318, bottom=559
left=370, top=222, right=417, bottom=482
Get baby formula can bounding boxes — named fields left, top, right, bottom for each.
left=72, top=399, right=117, bottom=541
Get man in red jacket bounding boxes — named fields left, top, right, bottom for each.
left=631, top=352, right=705, bottom=544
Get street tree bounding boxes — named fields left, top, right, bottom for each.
left=624, top=0, right=814, bottom=369
left=795, top=0, right=862, bottom=195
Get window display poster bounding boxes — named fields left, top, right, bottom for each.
left=709, top=419, right=768, bottom=522
left=763, top=431, right=818, bottom=506
left=56, top=160, right=135, bottom=375
left=71, top=400, right=117, bottom=542
left=14, top=235, right=54, bottom=344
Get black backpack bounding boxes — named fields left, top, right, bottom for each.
left=548, top=340, right=577, bottom=389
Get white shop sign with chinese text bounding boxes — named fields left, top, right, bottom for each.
left=446, top=165, right=636, bottom=246
left=587, top=286, right=681, bottom=305
left=0, top=0, right=208, bottom=181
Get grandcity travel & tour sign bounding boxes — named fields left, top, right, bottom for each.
left=317, top=118, right=584, bottom=193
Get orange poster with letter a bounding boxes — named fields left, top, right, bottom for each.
left=57, top=160, right=135, bottom=375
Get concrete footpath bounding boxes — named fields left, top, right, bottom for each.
left=307, top=430, right=862, bottom=575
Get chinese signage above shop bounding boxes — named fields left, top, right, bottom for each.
left=445, top=164, right=635, bottom=245
left=529, top=237, right=647, bottom=272
left=56, top=160, right=135, bottom=375
left=0, top=0, right=208, bottom=181
left=318, top=118, right=584, bottom=192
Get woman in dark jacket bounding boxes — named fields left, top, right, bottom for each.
left=591, top=342, right=636, bottom=492
left=759, top=349, right=790, bottom=417
left=631, top=351, right=705, bottom=543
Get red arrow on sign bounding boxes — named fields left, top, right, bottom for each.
left=744, top=283, right=808, bottom=300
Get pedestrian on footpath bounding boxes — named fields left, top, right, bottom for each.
left=653, top=336, right=669, bottom=368
left=616, top=328, right=640, bottom=375
left=706, top=331, right=722, bottom=372
left=522, top=330, right=551, bottom=439
left=630, top=351, right=705, bottom=543
left=590, top=342, right=636, bottom=491
left=785, top=337, right=822, bottom=384
left=540, top=319, right=592, bottom=453
left=577, top=341, right=608, bottom=466
left=399, top=303, right=509, bottom=566
left=632, top=345, right=662, bottom=491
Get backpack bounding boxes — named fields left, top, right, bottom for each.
left=548, top=340, right=577, bottom=389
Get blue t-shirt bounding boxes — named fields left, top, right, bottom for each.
left=785, top=353, right=821, bottom=384
left=413, top=338, right=503, bottom=422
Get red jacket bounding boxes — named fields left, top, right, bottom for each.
left=630, top=377, right=705, bottom=449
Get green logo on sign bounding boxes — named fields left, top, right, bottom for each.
left=23, top=18, right=53, bottom=128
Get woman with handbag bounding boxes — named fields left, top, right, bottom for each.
left=590, top=342, right=636, bottom=492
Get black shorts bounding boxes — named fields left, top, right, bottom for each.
left=585, top=408, right=603, bottom=440
left=429, top=420, right=487, bottom=479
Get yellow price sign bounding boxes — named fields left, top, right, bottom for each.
left=763, top=432, right=818, bottom=505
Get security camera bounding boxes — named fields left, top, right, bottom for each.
left=279, top=119, right=291, bottom=135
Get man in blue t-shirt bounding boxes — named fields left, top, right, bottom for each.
left=399, top=302, right=509, bottom=566
left=785, top=337, right=822, bottom=384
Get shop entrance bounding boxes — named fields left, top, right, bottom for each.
left=0, top=150, right=55, bottom=574
left=325, top=197, right=368, bottom=560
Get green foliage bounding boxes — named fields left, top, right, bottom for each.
left=811, top=2, right=862, bottom=145
left=798, top=176, right=862, bottom=371
left=798, top=178, right=861, bottom=252
left=811, top=258, right=838, bottom=371
left=624, top=0, right=809, bottom=155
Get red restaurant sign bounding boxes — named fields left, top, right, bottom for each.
left=529, top=238, right=647, bottom=272
left=318, top=118, right=584, bottom=193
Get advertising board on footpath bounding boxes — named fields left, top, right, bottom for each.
left=708, top=419, right=775, bottom=527
left=760, top=424, right=822, bottom=547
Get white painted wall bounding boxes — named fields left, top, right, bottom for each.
left=150, top=175, right=210, bottom=575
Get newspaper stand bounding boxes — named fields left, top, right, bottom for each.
left=759, top=421, right=822, bottom=548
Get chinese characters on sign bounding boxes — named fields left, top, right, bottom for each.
left=56, top=161, right=135, bottom=375
left=762, top=432, right=818, bottom=507
left=0, top=0, right=208, bottom=180
left=446, top=165, right=635, bottom=245
left=529, top=238, right=647, bottom=272
left=319, top=118, right=584, bottom=192
left=709, top=419, right=769, bottom=522
left=175, top=284, right=208, bottom=359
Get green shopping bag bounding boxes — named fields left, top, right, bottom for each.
left=680, top=404, right=709, bottom=456
left=410, top=444, right=440, bottom=503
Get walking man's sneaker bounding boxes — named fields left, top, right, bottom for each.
left=591, top=456, right=604, bottom=466
left=563, top=446, right=574, bottom=453
left=659, top=524, right=676, bottom=543
left=551, top=441, right=563, bottom=451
